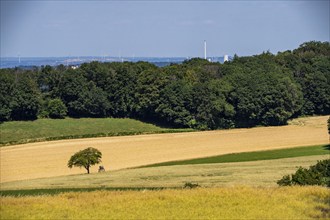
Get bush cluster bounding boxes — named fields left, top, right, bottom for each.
left=277, top=159, right=330, bottom=187
left=183, top=182, right=200, bottom=189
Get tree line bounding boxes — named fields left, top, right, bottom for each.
left=0, top=41, right=329, bottom=129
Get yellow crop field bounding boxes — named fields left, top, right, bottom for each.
left=0, top=116, right=328, bottom=183
left=1, top=186, right=329, bottom=219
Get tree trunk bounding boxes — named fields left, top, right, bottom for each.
left=87, top=166, right=90, bottom=174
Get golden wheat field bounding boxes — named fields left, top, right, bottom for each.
left=1, top=186, right=329, bottom=219
left=0, top=116, right=328, bottom=183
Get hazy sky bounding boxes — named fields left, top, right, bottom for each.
left=1, top=0, right=329, bottom=57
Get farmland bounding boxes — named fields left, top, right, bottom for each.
left=0, top=115, right=328, bottom=183
left=0, top=115, right=329, bottom=219
left=1, top=154, right=328, bottom=191
left=1, top=187, right=329, bottom=219
left=142, top=144, right=329, bottom=167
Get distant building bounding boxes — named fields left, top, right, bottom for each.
left=204, top=40, right=207, bottom=60
left=224, top=55, right=229, bottom=62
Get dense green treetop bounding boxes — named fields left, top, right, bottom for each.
left=68, top=147, right=102, bottom=174
left=0, top=41, right=329, bottom=129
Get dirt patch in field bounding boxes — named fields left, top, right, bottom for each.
left=1, top=116, right=329, bottom=183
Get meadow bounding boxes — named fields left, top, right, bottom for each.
left=1, top=187, right=329, bottom=219
left=0, top=117, right=192, bottom=146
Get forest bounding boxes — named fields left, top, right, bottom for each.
left=0, top=41, right=329, bottom=129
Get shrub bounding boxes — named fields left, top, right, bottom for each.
left=183, top=182, right=200, bottom=189
left=277, top=175, right=292, bottom=186
left=277, top=159, right=330, bottom=187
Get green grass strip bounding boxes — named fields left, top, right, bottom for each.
left=0, top=118, right=193, bottom=146
left=142, top=145, right=330, bottom=168
left=0, top=187, right=180, bottom=197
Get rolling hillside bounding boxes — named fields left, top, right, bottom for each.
left=0, top=116, right=328, bottom=183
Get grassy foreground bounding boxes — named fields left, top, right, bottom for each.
left=143, top=145, right=330, bottom=167
left=1, top=186, right=329, bottom=219
left=0, top=118, right=192, bottom=146
left=0, top=187, right=174, bottom=197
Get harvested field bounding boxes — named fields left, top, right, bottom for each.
left=1, top=155, right=328, bottom=190
left=1, top=116, right=329, bottom=183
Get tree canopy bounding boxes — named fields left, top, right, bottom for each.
left=67, top=147, right=102, bottom=174
left=1, top=41, right=329, bottom=130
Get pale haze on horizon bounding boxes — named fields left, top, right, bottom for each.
left=1, top=0, right=329, bottom=58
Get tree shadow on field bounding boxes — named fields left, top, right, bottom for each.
left=133, top=116, right=185, bottom=129
left=322, top=145, right=330, bottom=151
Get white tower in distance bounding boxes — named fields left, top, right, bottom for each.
left=224, top=54, right=229, bottom=62
left=204, top=40, right=207, bottom=59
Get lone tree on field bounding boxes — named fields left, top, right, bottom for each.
left=68, top=147, right=102, bottom=174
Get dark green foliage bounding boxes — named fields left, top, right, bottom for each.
left=0, top=187, right=175, bottom=197
left=58, top=69, right=89, bottom=117
left=277, top=159, right=330, bottom=187
left=277, top=175, right=292, bottom=186
left=78, top=82, right=110, bottom=117
left=0, top=70, right=15, bottom=121
left=0, top=41, right=329, bottom=129
left=191, top=80, right=234, bottom=129
left=300, top=71, right=330, bottom=115
left=183, top=182, right=200, bottom=189
left=182, top=57, right=210, bottom=66
left=39, top=65, right=65, bottom=98
left=47, top=99, right=67, bottom=119
left=135, top=68, right=167, bottom=119
left=68, top=147, right=102, bottom=174
left=58, top=69, right=110, bottom=117
left=293, top=41, right=330, bottom=57
left=107, top=62, right=140, bottom=117
left=156, top=80, right=193, bottom=127
left=227, top=53, right=303, bottom=127
left=289, top=41, right=330, bottom=115
left=10, top=71, right=41, bottom=120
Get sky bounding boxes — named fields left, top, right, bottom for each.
left=1, top=0, right=329, bottom=57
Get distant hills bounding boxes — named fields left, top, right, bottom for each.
left=0, top=56, right=231, bottom=69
